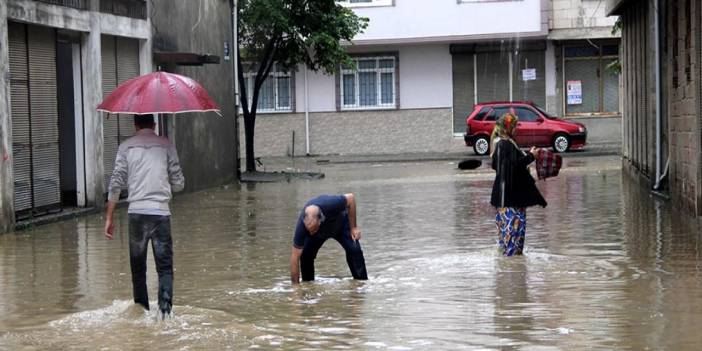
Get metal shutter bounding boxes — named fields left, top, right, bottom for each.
left=8, top=22, right=32, bottom=212
left=603, top=58, right=620, bottom=113
left=101, top=36, right=118, bottom=190
left=9, top=23, right=61, bottom=214
left=115, top=37, right=138, bottom=140
left=452, top=53, right=474, bottom=134
left=476, top=52, right=510, bottom=103
left=28, top=25, right=60, bottom=209
left=101, top=36, right=140, bottom=190
left=565, top=59, right=600, bottom=114
left=513, top=50, right=546, bottom=108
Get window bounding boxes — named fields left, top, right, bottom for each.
left=484, top=107, right=512, bottom=121
left=243, top=64, right=293, bottom=113
left=340, top=56, right=397, bottom=110
left=337, top=0, right=393, bottom=7
left=514, top=107, right=540, bottom=122
left=475, top=107, right=491, bottom=121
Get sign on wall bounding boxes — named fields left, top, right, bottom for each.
left=567, top=80, right=582, bottom=105
left=522, top=68, right=536, bottom=81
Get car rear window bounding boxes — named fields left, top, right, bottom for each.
left=473, top=107, right=491, bottom=121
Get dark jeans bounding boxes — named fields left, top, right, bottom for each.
left=128, top=214, right=173, bottom=311
left=300, top=214, right=368, bottom=281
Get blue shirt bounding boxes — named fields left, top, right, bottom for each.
left=293, top=195, right=348, bottom=248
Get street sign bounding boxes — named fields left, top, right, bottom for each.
left=567, top=80, right=582, bottom=105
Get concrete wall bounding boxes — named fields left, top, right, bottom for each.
left=550, top=0, right=618, bottom=38
left=151, top=0, right=238, bottom=191
left=346, top=0, right=545, bottom=44
left=572, top=116, right=621, bottom=145
left=240, top=108, right=456, bottom=157
left=0, top=0, right=14, bottom=233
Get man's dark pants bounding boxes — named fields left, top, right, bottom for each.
left=300, top=214, right=368, bottom=281
left=128, top=214, right=173, bottom=311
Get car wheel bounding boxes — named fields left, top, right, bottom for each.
left=473, top=136, right=490, bottom=156
left=552, top=134, right=570, bottom=153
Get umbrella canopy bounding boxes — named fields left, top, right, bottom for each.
left=97, top=71, right=221, bottom=116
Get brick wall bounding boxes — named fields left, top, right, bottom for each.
left=239, top=108, right=467, bottom=158
left=667, top=0, right=701, bottom=214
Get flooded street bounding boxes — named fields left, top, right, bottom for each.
left=1, top=155, right=702, bottom=350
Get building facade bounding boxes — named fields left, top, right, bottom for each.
left=607, top=0, right=702, bottom=216
left=0, top=0, right=238, bottom=233
left=242, top=0, right=621, bottom=160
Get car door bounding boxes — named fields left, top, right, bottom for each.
left=513, top=106, right=543, bottom=147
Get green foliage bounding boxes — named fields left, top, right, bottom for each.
left=605, top=59, right=621, bottom=75
left=238, top=0, right=368, bottom=88
left=237, top=0, right=368, bottom=171
left=607, top=17, right=622, bottom=75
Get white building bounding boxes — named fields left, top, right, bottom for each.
left=243, top=0, right=620, bottom=158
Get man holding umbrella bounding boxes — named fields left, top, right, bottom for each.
left=104, top=114, right=184, bottom=318
left=98, top=71, right=220, bottom=317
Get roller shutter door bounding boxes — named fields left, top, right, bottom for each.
left=513, top=50, right=546, bottom=108
left=101, top=35, right=139, bottom=191
left=476, top=52, right=510, bottom=103
left=8, top=22, right=61, bottom=215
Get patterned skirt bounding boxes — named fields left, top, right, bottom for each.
left=495, top=207, right=527, bottom=256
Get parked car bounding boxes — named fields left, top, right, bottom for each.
left=464, top=101, right=587, bottom=155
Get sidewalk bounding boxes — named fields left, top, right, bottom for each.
left=252, top=142, right=621, bottom=170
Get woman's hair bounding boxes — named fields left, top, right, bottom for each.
left=490, top=112, right=519, bottom=152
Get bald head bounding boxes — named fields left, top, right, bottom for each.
left=303, top=205, right=321, bottom=234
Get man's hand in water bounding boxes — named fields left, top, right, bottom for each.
left=104, top=218, right=114, bottom=239
left=351, top=227, right=362, bottom=241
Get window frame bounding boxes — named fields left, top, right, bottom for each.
left=338, top=54, right=399, bottom=111
left=457, top=0, right=524, bottom=4
left=242, top=63, right=295, bottom=114
left=337, top=0, right=394, bottom=8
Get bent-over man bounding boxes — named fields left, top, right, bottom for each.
left=290, top=194, right=368, bottom=284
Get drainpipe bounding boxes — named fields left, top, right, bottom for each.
left=231, top=0, right=241, bottom=179
left=653, top=0, right=664, bottom=190
left=304, top=65, right=310, bottom=155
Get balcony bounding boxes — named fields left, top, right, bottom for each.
left=35, top=0, right=89, bottom=10
left=100, top=0, right=147, bottom=19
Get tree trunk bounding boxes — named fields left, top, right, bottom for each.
left=243, top=112, right=256, bottom=172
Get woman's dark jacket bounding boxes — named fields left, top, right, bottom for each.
left=490, top=139, right=547, bottom=208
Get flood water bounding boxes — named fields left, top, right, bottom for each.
left=1, top=155, right=701, bottom=350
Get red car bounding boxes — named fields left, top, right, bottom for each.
left=464, top=101, right=587, bottom=155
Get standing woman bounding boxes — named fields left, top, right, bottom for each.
left=490, top=113, right=547, bottom=256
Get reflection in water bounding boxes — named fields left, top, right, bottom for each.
left=1, top=156, right=702, bottom=349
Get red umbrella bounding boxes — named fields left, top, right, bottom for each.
left=97, top=71, right=221, bottom=115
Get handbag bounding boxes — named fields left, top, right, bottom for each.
left=535, top=148, right=562, bottom=180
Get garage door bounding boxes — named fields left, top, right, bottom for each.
left=101, top=35, right=140, bottom=191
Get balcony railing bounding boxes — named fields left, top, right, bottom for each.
left=36, top=0, right=89, bottom=10
left=100, top=0, right=147, bottom=20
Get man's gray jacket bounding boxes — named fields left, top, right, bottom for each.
left=108, top=128, right=185, bottom=215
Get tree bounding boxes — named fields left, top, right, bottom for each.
left=237, top=0, right=368, bottom=172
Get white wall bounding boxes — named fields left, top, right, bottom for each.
left=295, top=66, right=337, bottom=113
left=349, top=0, right=543, bottom=43
left=399, top=44, right=452, bottom=109
left=294, top=44, right=453, bottom=113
